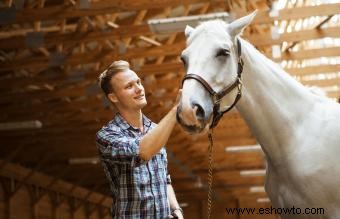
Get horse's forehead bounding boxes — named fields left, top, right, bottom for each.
left=187, top=24, right=233, bottom=47
left=185, top=30, right=233, bottom=54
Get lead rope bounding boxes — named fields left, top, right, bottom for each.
left=207, top=129, right=214, bottom=219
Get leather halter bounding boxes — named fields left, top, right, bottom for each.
left=181, top=39, right=244, bottom=129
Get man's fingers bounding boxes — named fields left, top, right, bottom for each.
left=175, top=89, right=182, bottom=104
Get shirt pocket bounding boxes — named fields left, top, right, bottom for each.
left=133, top=164, right=150, bottom=185
left=153, top=151, right=167, bottom=183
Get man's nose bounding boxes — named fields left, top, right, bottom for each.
left=135, top=84, right=143, bottom=93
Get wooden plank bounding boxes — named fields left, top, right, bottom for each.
left=11, top=2, right=340, bottom=25
left=1, top=26, right=339, bottom=72
left=0, top=159, right=112, bottom=207
left=288, top=64, right=340, bottom=76
left=13, top=0, right=225, bottom=24
left=251, top=3, right=340, bottom=24
left=272, top=47, right=340, bottom=61
left=248, top=26, right=340, bottom=47
left=1, top=10, right=340, bottom=51
left=0, top=24, right=151, bottom=50
left=300, top=77, right=340, bottom=88
left=0, top=42, right=186, bottom=72
left=327, top=91, right=340, bottom=100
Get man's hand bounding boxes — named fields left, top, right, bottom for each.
left=172, top=209, right=184, bottom=219
left=175, top=89, right=182, bottom=105
left=166, top=209, right=184, bottom=219
left=171, top=89, right=182, bottom=113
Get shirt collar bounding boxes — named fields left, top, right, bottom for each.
left=114, top=113, right=152, bottom=132
left=114, top=113, right=130, bottom=130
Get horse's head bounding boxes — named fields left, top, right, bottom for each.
left=177, top=12, right=257, bottom=134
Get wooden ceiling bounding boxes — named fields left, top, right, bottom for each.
left=1, top=0, right=339, bottom=209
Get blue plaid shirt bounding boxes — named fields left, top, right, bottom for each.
left=96, top=113, right=171, bottom=219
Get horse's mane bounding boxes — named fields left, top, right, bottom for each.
left=189, top=20, right=329, bottom=101
left=307, top=86, right=326, bottom=97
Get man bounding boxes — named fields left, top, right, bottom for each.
left=96, top=60, right=183, bottom=219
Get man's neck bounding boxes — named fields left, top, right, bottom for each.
left=119, top=109, right=144, bottom=132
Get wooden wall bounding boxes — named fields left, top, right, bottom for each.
left=0, top=184, right=284, bottom=219
left=0, top=177, right=111, bottom=219
left=0, top=177, right=280, bottom=219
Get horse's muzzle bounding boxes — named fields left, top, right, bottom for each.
left=176, top=106, right=206, bottom=134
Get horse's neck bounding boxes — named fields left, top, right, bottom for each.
left=236, top=39, right=315, bottom=164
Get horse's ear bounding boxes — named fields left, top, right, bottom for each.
left=185, top=25, right=195, bottom=38
left=227, top=10, right=257, bottom=37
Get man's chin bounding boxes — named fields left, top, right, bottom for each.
left=139, top=101, right=147, bottom=108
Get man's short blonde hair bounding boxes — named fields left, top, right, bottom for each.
left=98, top=60, right=130, bottom=95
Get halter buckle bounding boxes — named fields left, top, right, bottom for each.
left=238, top=57, right=244, bottom=66
left=237, top=78, right=243, bottom=90
left=212, top=93, right=221, bottom=104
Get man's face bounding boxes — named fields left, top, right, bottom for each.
left=109, top=70, right=147, bottom=110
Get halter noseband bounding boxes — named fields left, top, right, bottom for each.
left=181, top=39, right=244, bottom=129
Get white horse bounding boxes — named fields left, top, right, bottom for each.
left=176, top=12, right=340, bottom=219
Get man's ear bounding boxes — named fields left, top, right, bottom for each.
left=108, top=92, right=118, bottom=103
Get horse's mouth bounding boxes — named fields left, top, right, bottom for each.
left=176, top=112, right=206, bottom=134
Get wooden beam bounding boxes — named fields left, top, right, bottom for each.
left=0, top=41, right=185, bottom=71
left=272, top=47, right=340, bottom=61
left=10, top=152, right=53, bottom=196
left=315, top=15, right=335, bottom=29
left=1, top=25, right=339, bottom=72
left=10, top=1, right=340, bottom=25
left=0, top=159, right=112, bottom=207
left=0, top=24, right=77, bottom=38
left=251, top=3, right=340, bottom=24
left=12, top=0, right=226, bottom=24
left=288, top=64, right=340, bottom=76
left=1, top=7, right=340, bottom=51
left=249, top=26, right=340, bottom=47
left=327, top=91, right=340, bottom=100
left=0, top=24, right=151, bottom=50
left=300, top=77, right=340, bottom=88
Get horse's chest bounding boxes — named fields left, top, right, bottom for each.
left=266, top=158, right=340, bottom=219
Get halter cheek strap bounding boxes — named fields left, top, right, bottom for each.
left=181, top=39, right=244, bottom=129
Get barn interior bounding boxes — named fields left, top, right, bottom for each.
left=0, top=0, right=339, bottom=218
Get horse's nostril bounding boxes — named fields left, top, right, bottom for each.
left=193, top=103, right=205, bottom=120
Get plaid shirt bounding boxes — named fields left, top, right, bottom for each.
left=96, top=113, right=171, bottom=219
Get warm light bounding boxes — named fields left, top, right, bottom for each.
left=240, top=169, right=266, bottom=177
left=0, top=120, right=42, bottom=130
left=250, top=186, right=265, bottom=193
left=180, top=202, right=189, bottom=208
left=257, top=197, right=270, bottom=203
left=68, top=157, right=99, bottom=165
left=225, top=144, right=262, bottom=153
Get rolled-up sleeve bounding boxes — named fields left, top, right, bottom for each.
left=166, top=174, right=172, bottom=184
left=96, top=131, right=147, bottom=167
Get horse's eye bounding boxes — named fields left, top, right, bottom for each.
left=180, top=55, right=187, bottom=65
left=216, top=49, right=230, bottom=57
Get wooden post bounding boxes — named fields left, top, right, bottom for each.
left=1, top=178, right=11, bottom=219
